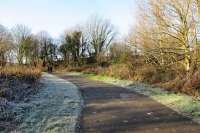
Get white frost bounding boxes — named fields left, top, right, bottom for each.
left=10, top=73, right=82, bottom=133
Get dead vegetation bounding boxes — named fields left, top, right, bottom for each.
left=0, top=66, right=41, bottom=131
left=0, top=66, right=41, bottom=81
left=1, top=1, right=200, bottom=129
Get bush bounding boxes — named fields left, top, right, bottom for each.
left=132, top=65, right=157, bottom=83
left=183, top=70, right=200, bottom=96
left=0, top=65, right=41, bottom=81
left=102, top=64, right=134, bottom=80
left=159, top=69, right=200, bottom=96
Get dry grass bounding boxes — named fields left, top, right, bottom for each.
left=0, top=65, right=41, bottom=81
left=56, top=64, right=103, bottom=75
left=183, top=70, right=200, bottom=96
left=101, top=64, right=134, bottom=80
left=0, top=65, right=41, bottom=132
left=158, top=69, right=200, bottom=97
left=98, top=64, right=200, bottom=97
left=56, top=60, right=200, bottom=97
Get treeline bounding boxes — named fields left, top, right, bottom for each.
left=0, top=17, right=116, bottom=68
left=59, top=17, right=115, bottom=66
left=0, top=24, right=57, bottom=67
left=2, top=0, right=200, bottom=96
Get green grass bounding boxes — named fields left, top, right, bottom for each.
left=85, top=74, right=117, bottom=82
left=85, top=73, right=133, bottom=86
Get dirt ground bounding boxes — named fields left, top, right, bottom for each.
left=59, top=74, right=200, bottom=133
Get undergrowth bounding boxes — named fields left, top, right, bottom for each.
left=57, top=62, right=200, bottom=97
left=0, top=65, right=41, bottom=81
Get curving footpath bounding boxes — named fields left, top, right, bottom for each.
left=10, top=73, right=82, bottom=133
left=8, top=72, right=200, bottom=133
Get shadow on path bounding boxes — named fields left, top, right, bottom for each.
left=59, top=74, right=200, bottom=133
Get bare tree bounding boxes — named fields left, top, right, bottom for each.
left=22, top=35, right=40, bottom=65
left=0, top=25, right=13, bottom=66
left=36, top=31, right=57, bottom=67
left=132, top=0, right=198, bottom=71
left=12, top=24, right=31, bottom=64
left=84, top=16, right=116, bottom=62
left=36, top=31, right=51, bottom=67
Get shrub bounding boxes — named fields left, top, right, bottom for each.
left=159, top=69, right=200, bottom=96
left=0, top=65, right=41, bottom=81
left=102, top=64, right=134, bottom=80
left=132, top=65, right=157, bottom=83
left=183, top=70, right=200, bottom=96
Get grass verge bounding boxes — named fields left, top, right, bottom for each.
left=83, top=73, right=200, bottom=123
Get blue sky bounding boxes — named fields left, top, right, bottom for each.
left=0, top=0, right=137, bottom=38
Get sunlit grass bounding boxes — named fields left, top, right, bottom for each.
left=85, top=73, right=133, bottom=87
left=86, top=74, right=116, bottom=81
left=0, top=65, right=41, bottom=80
